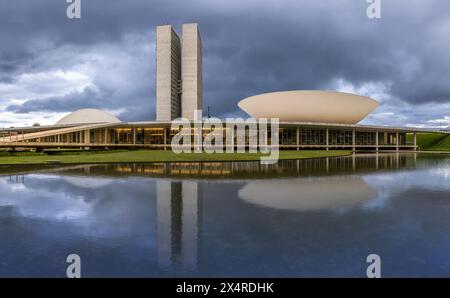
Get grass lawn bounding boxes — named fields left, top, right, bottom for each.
left=407, top=133, right=450, bottom=151
left=430, top=135, right=450, bottom=151
left=0, top=150, right=351, bottom=165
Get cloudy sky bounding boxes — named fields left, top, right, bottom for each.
left=0, top=0, right=449, bottom=128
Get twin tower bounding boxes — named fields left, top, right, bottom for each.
left=156, top=23, right=203, bottom=121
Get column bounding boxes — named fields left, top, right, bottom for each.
left=133, top=128, right=136, bottom=145
left=296, top=127, right=300, bottom=151
left=104, top=129, right=108, bottom=144
left=163, top=128, right=167, bottom=150
left=396, top=131, right=399, bottom=151
left=85, top=129, right=90, bottom=144
left=375, top=130, right=379, bottom=152
left=352, top=129, right=356, bottom=151
left=325, top=128, right=329, bottom=151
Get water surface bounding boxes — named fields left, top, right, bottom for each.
left=0, top=153, right=449, bottom=277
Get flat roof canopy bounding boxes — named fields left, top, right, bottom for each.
left=1, top=120, right=448, bottom=134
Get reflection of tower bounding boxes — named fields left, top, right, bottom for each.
left=156, top=180, right=172, bottom=269
left=182, top=181, right=200, bottom=270
left=156, top=180, right=201, bottom=271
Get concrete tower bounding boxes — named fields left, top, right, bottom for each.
left=182, top=23, right=203, bottom=120
left=156, top=25, right=182, bottom=120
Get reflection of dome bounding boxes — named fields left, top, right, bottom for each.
left=238, top=90, right=379, bottom=124
left=56, top=109, right=121, bottom=125
left=239, top=176, right=378, bottom=211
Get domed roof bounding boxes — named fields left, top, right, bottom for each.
left=56, top=109, right=121, bottom=125
left=238, top=90, right=379, bottom=124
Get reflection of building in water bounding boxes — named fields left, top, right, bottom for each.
left=239, top=176, right=378, bottom=211
left=156, top=180, right=201, bottom=271
left=1, top=154, right=418, bottom=179
left=96, top=153, right=417, bottom=178
left=7, top=175, right=25, bottom=184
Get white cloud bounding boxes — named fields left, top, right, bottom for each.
left=0, top=70, right=93, bottom=104
left=0, top=175, right=93, bottom=221
left=330, top=78, right=392, bottom=103
left=0, top=32, right=154, bottom=127
left=0, top=110, right=66, bottom=128
left=324, top=78, right=450, bottom=129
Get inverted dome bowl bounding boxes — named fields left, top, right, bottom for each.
left=238, top=90, right=379, bottom=124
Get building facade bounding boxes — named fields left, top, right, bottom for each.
left=156, top=25, right=182, bottom=120
left=182, top=23, right=203, bottom=120
left=156, top=23, right=203, bottom=121
left=1, top=23, right=447, bottom=151
left=0, top=118, right=424, bottom=151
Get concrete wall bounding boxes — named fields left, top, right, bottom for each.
left=156, top=25, right=182, bottom=121
left=182, top=23, right=203, bottom=120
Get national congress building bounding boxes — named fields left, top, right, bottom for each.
left=1, top=23, right=446, bottom=151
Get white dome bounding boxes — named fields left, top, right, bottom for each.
left=56, top=109, right=121, bottom=125
left=238, top=90, right=379, bottom=124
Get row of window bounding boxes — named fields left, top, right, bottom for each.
left=279, top=129, right=407, bottom=146
left=20, top=128, right=408, bottom=146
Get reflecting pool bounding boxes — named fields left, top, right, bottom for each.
left=0, top=153, right=450, bottom=277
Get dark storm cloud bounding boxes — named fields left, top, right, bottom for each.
left=0, top=0, right=449, bottom=125
left=6, top=87, right=104, bottom=113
